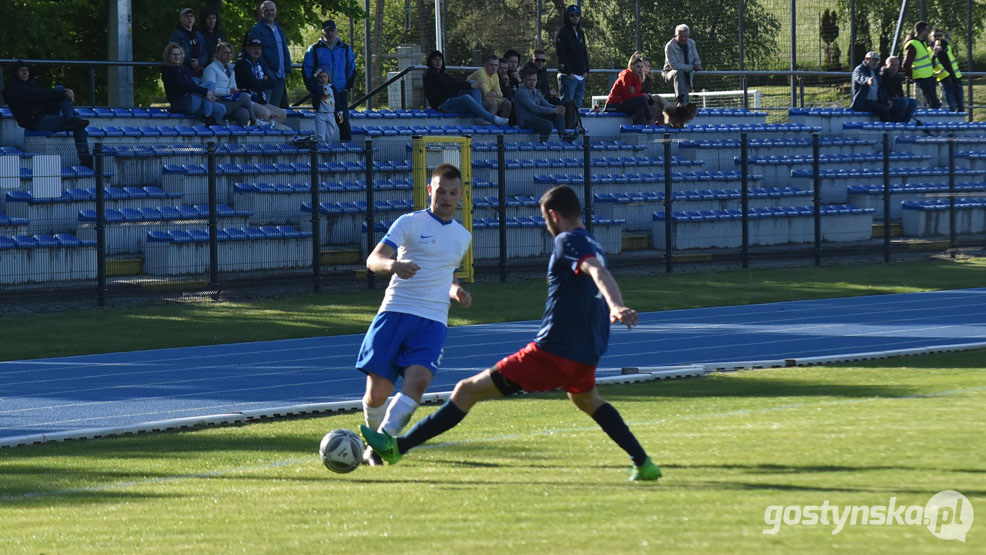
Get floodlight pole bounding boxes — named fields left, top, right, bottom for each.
left=890, top=0, right=909, bottom=56
left=435, top=0, right=443, bottom=53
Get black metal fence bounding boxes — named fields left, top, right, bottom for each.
left=3, top=130, right=984, bottom=312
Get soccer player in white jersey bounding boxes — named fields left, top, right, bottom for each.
left=356, top=163, right=473, bottom=465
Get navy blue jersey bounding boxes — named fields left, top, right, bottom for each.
left=534, top=228, right=610, bottom=365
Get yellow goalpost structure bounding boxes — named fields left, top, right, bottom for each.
left=411, top=135, right=474, bottom=283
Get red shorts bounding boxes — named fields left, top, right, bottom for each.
left=495, top=342, right=597, bottom=394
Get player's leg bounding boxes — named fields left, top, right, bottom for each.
left=569, top=387, right=661, bottom=481
left=362, top=371, right=395, bottom=431
left=378, top=364, right=431, bottom=436
left=361, top=368, right=509, bottom=464
left=376, top=316, right=448, bottom=437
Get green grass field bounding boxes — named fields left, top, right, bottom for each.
left=1, top=355, right=982, bottom=553
left=1, top=257, right=983, bottom=552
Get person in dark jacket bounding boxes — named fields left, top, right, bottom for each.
left=168, top=8, right=208, bottom=78
left=850, top=51, right=892, bottom=121
left=931, top=29, right=964, bottom=112
left=199, top=7, right=226, bottom=66
left=879, top=56, right=918, bottom=123
left=302, top=20, right=356, bottom=140
left=234, top=38, right=288, bottom=128
left=422, top=50, right=507, bottom=125
left=161, top=42, right=226, bottom=125
left=554, top=4, right=589, bottom=107
left=2, top=60, right=91, bottom=167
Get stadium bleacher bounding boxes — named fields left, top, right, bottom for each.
left=2, top=102, right=984, bottom=285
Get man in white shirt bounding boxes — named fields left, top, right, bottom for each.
left=357, top=163, right=473, bottom=465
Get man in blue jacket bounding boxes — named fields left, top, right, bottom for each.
left=302, top=20, right=356, bottom=140
left=850, top=51, right=892, bottom=121
left=247, top=1, right=292, bottom=108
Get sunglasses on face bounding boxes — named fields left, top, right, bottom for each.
left=534, top=58, right=546, bottom=63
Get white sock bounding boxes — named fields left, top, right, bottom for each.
left=380, top=392, right=419, bottom=436
left=363, top=399, right=388, bottom=432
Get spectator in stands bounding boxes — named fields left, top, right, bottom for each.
left=503, top=49, right=523, bottom=93
left=235, top=38, right=289, bottom=129
left=247, top=1, right=292, bottom=108
left=850, top=51, right=893, bottom=121
left=162, top=42, right=226, bottom=126
left=514, top=67, right=571, bottom=143
left=521, top=49, right=561, bottom=106
left=902, top=21, right=942, bottom=109
left=302, top=20, right=356, bottom=140
left=199, top=8, right=226, bottom=65
left=423, top=50, right=507, bottom=125
left=605, top=53, right=652, bottom=125
left=168, top=8, right=208, bottom=78
left=312, top=70, right=340, bottom=142
left=663, top=24, right=702, bottom=105
left=467, top=54, right=512, bottom=120
left=2, top=60, right=91, bottom=168
left=880, top=56, right=918, bottom=123
left=931, top=28, right=964, bottom=112
left=203, top=41, right=256, bottom=126
left=639, top=55, right=668, bottom=122
left=497, top=57, right=515, bottom=102
left=554, top=4, right=590, bottom=107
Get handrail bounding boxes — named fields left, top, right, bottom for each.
left=347, top=64, right=422, bottom=110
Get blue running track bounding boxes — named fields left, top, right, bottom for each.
left=3, top=288, right=986, bottom=446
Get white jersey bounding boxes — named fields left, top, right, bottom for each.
left=378, top=209, right=471, bottom=325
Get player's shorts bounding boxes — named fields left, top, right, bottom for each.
left=356, top=311, right=447, bottom=383
left=495, top=341, right=597, bottom=394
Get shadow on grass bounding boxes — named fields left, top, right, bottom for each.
left=599, top=376, right=925, bottom=400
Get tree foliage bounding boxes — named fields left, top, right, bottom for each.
left=4, top=0, right=363, bottom=105
left=589, top=0, right=781, bottom=70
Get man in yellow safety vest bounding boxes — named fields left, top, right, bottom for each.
left=901, top=21, right=943, bottom=109
left=932, top=28, right=964, bottom=112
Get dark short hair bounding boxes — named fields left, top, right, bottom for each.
left=485, top=54, right=500, bottom=63
left=532, top=49, right=546, bottom=57
left=426, top=50, right=444, bottom=65
left=540, top=185, right=581, bottom=219
left=432, top=163, right=461, bottom=183
left=503, top=49, right=521, bottom=61
left=915, top=21, right=928, bottom=34
left=521, top=68, right=538, bottom=79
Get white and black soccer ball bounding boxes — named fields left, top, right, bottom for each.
left=318, top=429, right=364, bottom=474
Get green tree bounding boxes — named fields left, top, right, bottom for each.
left=821, top=8, right=842, bottom=70
left=4, top=0, right=363, bottom=105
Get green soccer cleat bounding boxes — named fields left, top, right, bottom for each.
left=628, top=457, right=662, bottom=482
left=359, top=425, right=402, bottom=465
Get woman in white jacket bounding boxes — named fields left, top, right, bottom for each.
left=203, top=41, right=255, bottom=126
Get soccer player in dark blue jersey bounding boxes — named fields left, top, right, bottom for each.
left=362, top=185, right=661, bottom=481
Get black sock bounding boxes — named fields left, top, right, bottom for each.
left=591, top=403, right=648, bottom=467
left=396, top=400, right=468, bottom=454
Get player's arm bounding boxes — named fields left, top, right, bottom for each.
left=449, top=276, right=472, bottom=308
left=579, top=256, right=638, bottom=329
left=366, top=242, right=419, bottom=279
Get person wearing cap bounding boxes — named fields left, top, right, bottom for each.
left=302, top=20, right=356, bottom=140
left=662, top=24, right=702, bottom=105
left=235, top=37, right=289, bottom=129
left=247, top=1, right=292, bottom=108
left=168, top=8, right=209, bottom=77
left=554, top=4, right=590, bottom=108
left=850, top=51, right=893, bottom=121
left=2, top=60, right=92, bottom=168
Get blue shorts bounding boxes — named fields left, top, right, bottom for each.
left=356, top=311, right=447, bottom=383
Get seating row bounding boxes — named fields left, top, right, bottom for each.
left=901, top=199, right=986, bottom=236
left=847, top=182, right=986, bottom=219
left=652, top=205, right=874, bottom=249
left=471, top=156, right=702, bottom=170
left=621, top=123, right=823, bottom=136
left=0, top=233, right=96, bottom=284
left=144, top=226, right=313, bottom=275
left=790, top=166, right=986, bottom=203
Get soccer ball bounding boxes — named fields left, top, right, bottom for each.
left=319, top=429, right=364, bottom=473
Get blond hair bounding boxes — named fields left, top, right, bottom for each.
left=163, top=42, right=184, bottom=66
